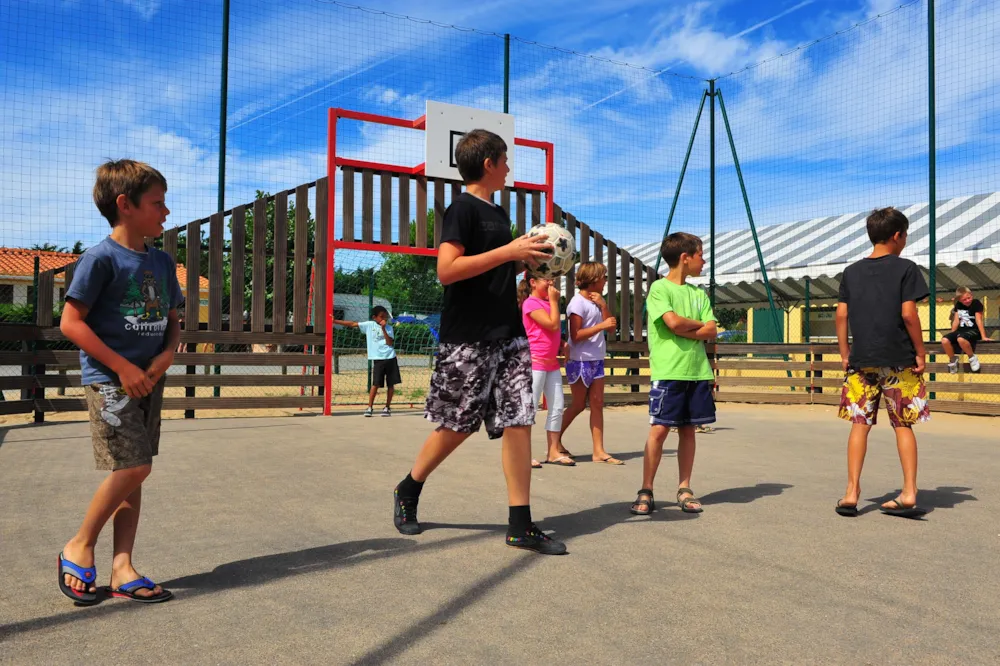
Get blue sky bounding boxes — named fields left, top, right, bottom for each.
left=1, top=0, right=998, bottom=254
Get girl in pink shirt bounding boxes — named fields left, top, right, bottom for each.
left=518, top=275, right=574, bottom=468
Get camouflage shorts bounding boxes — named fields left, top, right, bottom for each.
left=85, top=378, right=166, bottom=470
left=424, top=338, right=535, bottom=439
left=838, top=366, right=930, bottom=428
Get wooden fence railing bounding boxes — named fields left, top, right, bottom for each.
left=4, top=171, right=660, bottom=421
left=588, top=342, right=1000, bottom=417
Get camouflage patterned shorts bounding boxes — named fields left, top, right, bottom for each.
left=838, top=366, right=929, bottom=428
left=424, top=338, right=535, bottom=439
left=85, top=378, right=165, bottom=470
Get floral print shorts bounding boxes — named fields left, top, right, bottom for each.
left=838, top=366, right=929, bottom=428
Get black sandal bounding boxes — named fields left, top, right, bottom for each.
left=630, top=488, right=655, bottom=515
left=677, top=487, right=704, bottom=513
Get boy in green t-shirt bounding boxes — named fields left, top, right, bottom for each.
left=629, top=232, right=717, bottom=516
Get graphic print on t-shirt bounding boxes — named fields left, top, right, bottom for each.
left=120, top=270, right=170, bottom=337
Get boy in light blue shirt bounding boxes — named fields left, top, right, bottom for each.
left=333, top=306, right=401, bottom=416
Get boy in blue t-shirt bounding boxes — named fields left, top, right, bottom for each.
left=58, top=160, right=183, bottom=604
left=333, top=306, right=401, bottom=416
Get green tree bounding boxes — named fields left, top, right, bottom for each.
left=715, top=307, right=744, bottom=331
left=31, top=243, right=67, bottom=252
left=372, top=210, right=442, bottom=315
left=121, top=275, right=143, bottom=316
left=71, top=241, right=86, bottom=254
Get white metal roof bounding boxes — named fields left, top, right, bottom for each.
left=625, top=194, right=1000, bottom=305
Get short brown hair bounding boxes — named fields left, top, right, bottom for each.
left=454, top=129, right=506, bottom=184
left=660, top=232, right=703, bottom=268
left=866, top=207, right=909, bottom=244
left=93, top=159, right=167, bottom=226
left=575, top=262, right=607, bottom=289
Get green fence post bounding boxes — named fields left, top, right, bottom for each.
left=503, top=34, right=510, bottom=114
left=709, top=79, right=716, bottom=309
left=928, top=0, right=937, bottom=400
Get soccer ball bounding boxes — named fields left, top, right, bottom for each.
left=524, top=223, right=578, bottom=278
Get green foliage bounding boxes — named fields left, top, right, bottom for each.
left=120, top=274, right=144, bottom=316
left=0, top=303, right=37, bottom=323
left=332, top=209, right=443, bottom=317
left=31, top=242, right=85, bottom=254
left=715, top=307, right=745, bottom=331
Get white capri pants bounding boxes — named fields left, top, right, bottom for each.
left=532, top=369, right=564, bottom=432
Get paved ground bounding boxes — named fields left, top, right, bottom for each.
left=1, top=403, right=998, bottom=665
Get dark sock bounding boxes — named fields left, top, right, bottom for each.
left=508, top=505, right=532, bottom=534
left=396, top=473, right=424, bottom=498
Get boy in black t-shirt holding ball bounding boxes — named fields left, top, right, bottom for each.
left=392, top=129, right=567, bottom=555
left=835, top=208, right=930, bottom=519
left=942, top=287, right=987, bottom=373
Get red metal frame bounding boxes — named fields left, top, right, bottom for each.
left=324, top=107, right=555, bottom=415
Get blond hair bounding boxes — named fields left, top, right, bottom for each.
left=93, top=159, right=167, bottom=226
left=955, top=286, right=972, bottom=304
left=575, top=262, right=607, bottom=290
left=517, top=276, right=533, bottom=308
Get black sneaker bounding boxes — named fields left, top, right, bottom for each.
left=393, top=488, right=421, bottom=535
left=505, top=524, right=567, bottom=555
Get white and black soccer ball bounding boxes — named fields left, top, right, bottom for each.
left=524, top=223, right=578, bottom=278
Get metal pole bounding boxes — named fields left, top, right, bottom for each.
left=212, top=0, right=230, bottom=405
left=927, top=0, right=936, bottom=342
left=367, top=272, right=374, bottom=392
left=709, top=79, right=716, bottom=308
left=717, top=89, right=781, bottom=335
left=804, top=277, right=811, bottom=343
left=218, top=0, right=229, bottom=213
left=503, top=34, right=510, bottom=114
left=651, top=90, right=708, bottom=279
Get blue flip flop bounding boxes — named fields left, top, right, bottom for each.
left=58, top=552, right=99, bottom=605
left=107, top=576, right=173, bottom=603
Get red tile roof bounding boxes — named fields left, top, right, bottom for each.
left=0, top=247, right=209, bottom=291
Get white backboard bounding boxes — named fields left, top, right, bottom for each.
left=425, top=101, right=515, bottom=187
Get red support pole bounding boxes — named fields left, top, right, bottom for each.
left=324, top=109, right=337, bottom=415
left=545, top=143, right=554, bottom=223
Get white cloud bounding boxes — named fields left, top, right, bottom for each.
left=118, top=0, right=160, bottom=19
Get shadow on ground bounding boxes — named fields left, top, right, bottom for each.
left=860, top=486, right=977, bottom=516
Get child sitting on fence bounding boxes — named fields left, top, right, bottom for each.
left=942, top=286, right=987, bottom=374
left=835, top=207, right=929, bottom=519
left=518, top=274, right=572, bottom=468
left=629, top=232, right=716, bottom=516
left=559, top=262, right=622, bottom=465
left=333, top=306, right=400, bottom=416
left=57, top=159, right=182, bottom=604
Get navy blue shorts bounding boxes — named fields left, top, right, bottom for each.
left=648, top=379, right=716, bottom=427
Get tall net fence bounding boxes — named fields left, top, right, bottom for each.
left=2, top=1, right=999, bottom=411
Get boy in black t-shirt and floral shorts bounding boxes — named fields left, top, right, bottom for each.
left=392, top=130, right=567, bottom=555
left=835, top=207, right=930, bottom=519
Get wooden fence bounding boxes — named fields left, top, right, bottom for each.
left=594, top=342, right=1000, bottom=417
left=2, top=169, right=662, bottom=420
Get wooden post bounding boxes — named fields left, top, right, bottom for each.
left=362, top=170, right=374, bottom=244
left=416, top=176, right=428, bottom=248
left=185, top=220, right=202, bottom=419
left=380, top=171, right=392, bottom=244
left=251, top=198, right=267, bottom=332
left=293, top=188, right=309, bottom=333
left=272, top=194, right=288, bottom=333
left=230, top=205, right=246, bottom=332
left=342, top=167, right=355, bottom=242
left=398, top=174, right=410, bottom=247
